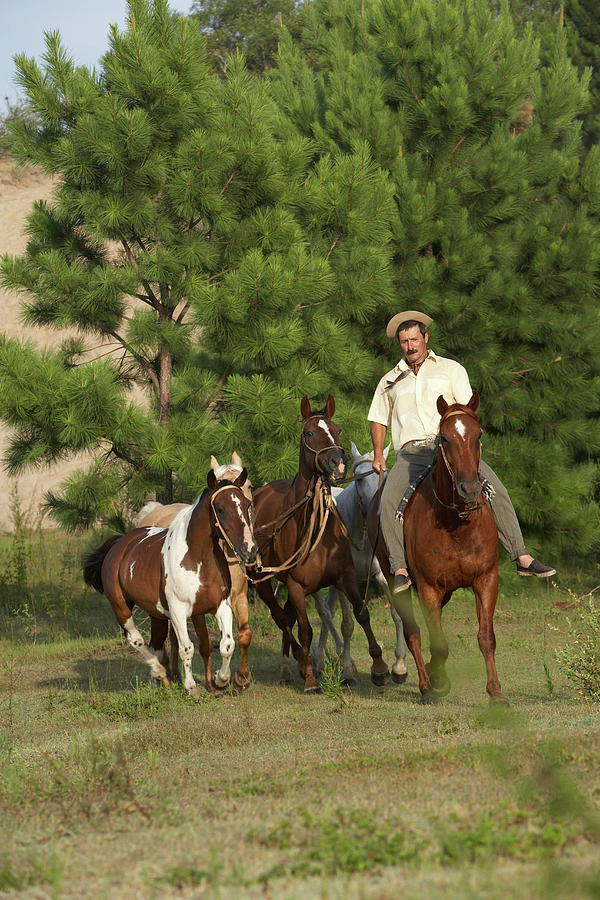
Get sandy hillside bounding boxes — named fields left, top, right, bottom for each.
left=0, top=157, right=108, bottom=532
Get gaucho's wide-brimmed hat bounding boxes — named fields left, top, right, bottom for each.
left=386, top=309, right=433, bottom=339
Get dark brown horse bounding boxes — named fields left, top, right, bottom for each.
left=369, top=392, right=506, bottom=704
left=251, top=395, right=389, bottom=692
left=83, top=468, right=257, bottom=697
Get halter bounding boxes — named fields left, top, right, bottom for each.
left=301, top=420, right=344, bottom=475
left=435, top=409, right=486, bottom=519
left=209, top=484, right=258, bottom=567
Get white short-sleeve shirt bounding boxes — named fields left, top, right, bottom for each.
left=368, top=350, right=473, bottom=451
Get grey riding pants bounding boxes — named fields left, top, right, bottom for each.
left=380, top=443, right=528, bottom=573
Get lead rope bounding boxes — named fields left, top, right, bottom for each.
left=248, top=477, right=332, bottom=583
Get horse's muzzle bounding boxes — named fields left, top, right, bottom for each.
left=322, top=450, right=347, bottom=484
left=238, top=540, right=258, bottom=565
left=456, top=478, right=482, bottom=503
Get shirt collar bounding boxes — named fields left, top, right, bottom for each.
left=395, top=349, right=437, bottom=372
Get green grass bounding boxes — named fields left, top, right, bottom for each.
left=0, top=526, right=599, bottom=898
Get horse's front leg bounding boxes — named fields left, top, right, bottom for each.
left=191, top=613, right=213, bottom=693
left=168, top=604, right=200, bottom=698
left=213, top=595, right=235, bottom=689
left=337, top=565, right=389, bottom=686
left=286, top=580, right=318, bottom=693
left=311, top=590, right=330, bottom=678
left=419, top=585, right=451, bottom=699
left=374, top=561, right=408, bottom=683
left=255, top=579, right=302, bottom=684
left=229, top=567, right=253, bottom=691
left=473, top=570, right=507, bottom=703
left=338, top=592, right=357, bottom=684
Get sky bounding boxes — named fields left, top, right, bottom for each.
left=0, top=0, right=186, bottom=108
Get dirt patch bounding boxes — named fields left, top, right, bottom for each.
left=0, top=156, right=104, bottom=531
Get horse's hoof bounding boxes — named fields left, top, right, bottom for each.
left=304, top=684, right=321, bottom=695
left=371, top=670, right=391, bottom=687
left=489, top=693, right=510, bottom=706
left=211, top=676, right=229, bottom=694
left=392, top=671, right=408, bottom=685
left=187, top=687, right=202, bottom=699
left=425, top=663, right=451, bottom=696
left=420, top=691, right=440, bottom=704
left=233, top=675, right=251, bottom=692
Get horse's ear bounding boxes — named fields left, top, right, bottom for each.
left=234, top=467, right=248, bottom=488
left=231, top=451, right=242, bottom=467
left=210, top=454, right=219, bottom=471
left=383, top=443, right=392, bottom=460
left=468, top=391, right=480, bottom=414
left=324, top=394, right=335, bottom=418
left=437, top=395, right=449, bottom=416
left=207, top=468, right=217, bottom=489
left=300, top=395, right=311, bottom=419
left=350, top=441, right=360, bottom=461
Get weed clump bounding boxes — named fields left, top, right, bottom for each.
left=555, top=594, right=600, bottom=702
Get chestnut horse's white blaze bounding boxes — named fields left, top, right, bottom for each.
left=317, top=418, right=336, bottom=444
left=454, top=418, right=467, bottom=440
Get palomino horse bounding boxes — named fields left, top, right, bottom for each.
left=312, top=442, right=408, bottom=685
left=251, top=395, right=389, bottom=692
left=83, top=468, right=258, bottom=696
left=369, top=392, right=506, bottom=704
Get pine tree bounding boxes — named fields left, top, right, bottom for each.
left=189, top=0, right=301, bottom=74
left=1, top=0, right=396, bottom=528
left=269, top=0, right=600, bottom=555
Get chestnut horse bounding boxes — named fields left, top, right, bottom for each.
left=251, top=395, right=389, bottom=692
left=369, top=392, right=506, bottom=704
left=83, top=468, right=257, bottom=696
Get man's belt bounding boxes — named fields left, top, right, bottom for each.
left=401, top=437, right=437, bottom=451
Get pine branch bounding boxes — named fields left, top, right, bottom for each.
left=107, top=329, right=159, bottom=392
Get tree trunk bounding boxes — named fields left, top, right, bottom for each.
left=157, top=348, right=174, bottom=504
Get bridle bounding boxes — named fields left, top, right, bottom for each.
left=301, top=419, right=345, bottom=476
left=434, top=410, right=486, bottom=519
left=209, top=484, right=259, bottom=567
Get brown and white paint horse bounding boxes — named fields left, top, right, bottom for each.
left=134, top=453, right=253, bottom=683
left=83, top=468, right=257, bottom=696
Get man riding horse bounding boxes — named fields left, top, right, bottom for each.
left=368, top=309, right=556, bottom=594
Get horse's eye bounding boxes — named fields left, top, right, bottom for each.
left=305, top=430, right=313, bottom=438
left=440, top=435, right=449, bottom=445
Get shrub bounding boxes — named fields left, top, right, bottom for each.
left=555, top=596, right=600, bottom=701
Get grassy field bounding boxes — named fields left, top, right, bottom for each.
left=0, top=524, right=599, bottom=899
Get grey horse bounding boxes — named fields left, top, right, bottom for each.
left=312, top=442, right=408, bottom=685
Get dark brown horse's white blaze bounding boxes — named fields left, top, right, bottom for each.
left=83, top=469, right=258, bottom=697
left=369, top=391, right=506, bottom=704
left=251, top=395, right=389, bottom=692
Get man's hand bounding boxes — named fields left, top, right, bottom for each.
left=370, top=421, right=388, bottom=473
left=372, top=453, right=387, bottom=474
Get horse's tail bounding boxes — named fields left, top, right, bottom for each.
left=82, top=535, right=122, bottom=593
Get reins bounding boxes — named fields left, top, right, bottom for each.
left=249, top=475, right=335, bottom=583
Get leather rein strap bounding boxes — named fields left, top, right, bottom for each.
left=249, top=476, right=334, bottom=583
